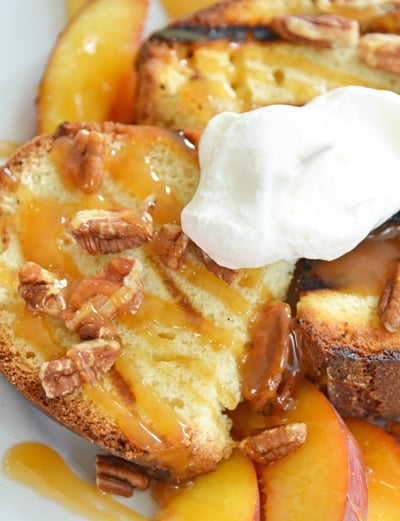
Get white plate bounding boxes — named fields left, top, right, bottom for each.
left=0, top=1, right=168, bottom=519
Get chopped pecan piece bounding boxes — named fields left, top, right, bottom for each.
left=68, top=208, right=154, bottom=255
left=271, top=14, right=359, bottom=48
left=66, top=129, right=106, bottom=194
left=96, top=454, right=150, bottom=497
left=20, top=258, right=144, bottom=398
left=153, top=224, right=190, bottom=270
left=377, top=261, right=400, bottom=332
left=18, top=261, right=67, bottom=316
left=194, top=245, right=239, bottom=284
left=359, top=33, right=400, bottom=74
left=39, top=338, right=121, bottom=398
left=239, top=422, right=307, bottom=464
left=64, top=257, right=144, bottom=336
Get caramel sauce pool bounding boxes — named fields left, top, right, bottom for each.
left=305, top=221, right=400, bottom=295
left=2, top=443, right=149, bottom=521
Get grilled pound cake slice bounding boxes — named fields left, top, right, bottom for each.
left=0, top=121, right=294, bottom=480
left=134, top=0, right=400, bottom=130
left=295, top=216, right=400, bottom=420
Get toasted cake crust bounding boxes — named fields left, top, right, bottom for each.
left=295, top=219, right=400, bottom=420
left=297, top=295, right=400, bottom=419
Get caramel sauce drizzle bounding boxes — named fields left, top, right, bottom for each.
left=175, top=41, right=399, bottom=123
left=19, top=195, right=80, bottom=275
left=121, top=293, right=239, bottom=352
left=241, top=301, right=303, bottom=414
left=2, top=442, right=150, bottom=521
left=304, top=221, right=400, bottom=295
left=12, top=304, right=64, bottom=360
left=180, top=260, right=251, bottom=317
left=254, top=45, right=389, bottom=90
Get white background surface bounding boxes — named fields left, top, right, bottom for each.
left=0, top=1, right=168, bottom=519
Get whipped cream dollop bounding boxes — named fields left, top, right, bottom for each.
left=181, top=86, right=400, bottom=269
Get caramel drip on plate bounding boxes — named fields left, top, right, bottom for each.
left=2, top=442, right=149, bottom=521
left=305, top=221, right=400, bottom=295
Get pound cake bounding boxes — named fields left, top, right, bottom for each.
left=0, top=121, right=294, bottom=480
left=134, top=0, right=400, bottom=130
left=294, top=214, right=400, bottom=420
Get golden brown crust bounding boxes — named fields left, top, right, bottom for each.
left=296, top=286, right=400, bottom=419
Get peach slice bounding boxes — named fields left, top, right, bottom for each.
left=347, top=418, right=400, bottom=519
left=67, top=0, right=88, bottom=18
left=153, top=449, right=260, bottom=521
left=234, top=380, right=368, bottom=521
left=37, top=0, right=148, bottom=134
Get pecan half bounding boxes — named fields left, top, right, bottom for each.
left=377, top=261, right=400, bottom=332
left=153, top=224, right=190, bottom=270
left=18, top=261, right=67, bottom=316
left=68, top=207, right=154, bottom=255
left=96, top=455, right=150, bottom=497
left=64, top=257, right=144, bottom=336
left=271, top=14, right=359, bottom=48
left=39, top=338, right=121, bottom=398
left=242, top=302, right=300, bottom=414
left=359, top=33, right=400, bottom=74
left=66, top=129, right=106, bottom=194
left=239, top=422, right=307, bottom=464
left=193, top=245, right=239, bottom=285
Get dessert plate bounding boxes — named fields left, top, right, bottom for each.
left=0, top=1, right=167, bottom=519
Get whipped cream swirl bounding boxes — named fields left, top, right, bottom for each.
left=181, top=86, right=400, bottom=269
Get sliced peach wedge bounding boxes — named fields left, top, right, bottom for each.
left=231, top=379, right=368, bottom=521
left=153, top=450, right=260, bottom=521
left=37, top=0, right=148, bottom=134
left=67, top=0, right=89, bottom=18
left=347, top=418, right=400, bottom=520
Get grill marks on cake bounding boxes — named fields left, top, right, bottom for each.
left=151, top=24, right=280, bottom=43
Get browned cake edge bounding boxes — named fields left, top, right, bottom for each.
left=296, top=296, right=400, bottom=420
